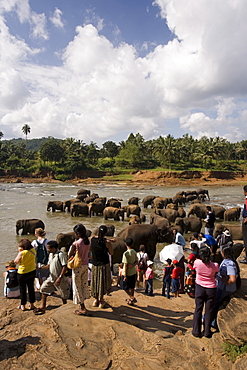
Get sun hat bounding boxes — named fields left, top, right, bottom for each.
left=223, top=230, right=231, bottom=236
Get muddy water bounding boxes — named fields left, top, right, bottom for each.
left=0, top=182, right=244, bottom=293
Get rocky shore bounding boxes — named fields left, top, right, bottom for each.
left=0, top=260, right=247, bottom=369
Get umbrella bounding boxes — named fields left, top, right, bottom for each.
left=159, top=243, right=184, bottom=263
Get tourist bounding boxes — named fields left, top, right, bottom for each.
left=192, top=247, right=218, bottom=338
left=3, top=260, right=20, bottom=298
left=14, top=239, right=36, bottom=311
left=31, top=228, right=49, bottom=288
left=144, top=260, right=155, bottom=296
left=184, top=243, right=199, bottom=298
left=122, top=237, right=138, bottom=305
left=199, top=232, right=218, bottom=260
left=68, top=224, right=91, bottom=316
left=203, top=206, right=216, bottom=236
left=240, top=184, right=247, bottom=264
left=162, top=258, right=173, bottom=298
left=211, top=244, right=238, bottom=330
left=171, top=260, right=183, bottom=298
left=117, top=263, right=124, bottom=288
left=34, top=240, right=70, bottom=314
left=190, top=232, right=205, bottom=249
left=91, top=225, right=113, bottom=308
left=136, top=244, right=148, bottom=289
left=172, top=229, right=186, bottom=249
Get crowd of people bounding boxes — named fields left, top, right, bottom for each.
left=3, top=185, right=247, bottom=338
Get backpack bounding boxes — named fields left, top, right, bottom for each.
left=138, top=256, right=147, bottom=271
left=36, top=239, right=48, bottom=265
left=6, top=269, right=18, bottom=289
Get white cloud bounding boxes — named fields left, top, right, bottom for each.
left=49, top=7, right=64, bottom=29
left=1, top=0, right=247, bottom=144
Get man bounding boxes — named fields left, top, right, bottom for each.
left=204, top=206, right=216, bottom=236
left=199, top=232, right=218, bottom=260
left=173, top=229, right=186, bottom=248
left=122, top=237, right=138, bottom=305
left=240, top=185, right=247, bottom=264
left=34, top=240, right=70, bottom=314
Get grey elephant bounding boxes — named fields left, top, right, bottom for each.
left=188, top=203, right=207, bottom=218
left=214, top=224, right=243, bottom=240
left=197, top=188, right=210, bottom=200
left=185, top=194, right=198, bottom=202
left=16, top=219, right=45, bottom=235
left=111, top=237, right=127, bottom=264
left=88, top=201, right=105, bottom=217
left=47, top=200, right=64, bottom=212
left=103, top=207, right=124, bottom=221
left=83, top=193, right=99, bottom=203
left=151, top=197, right=171, bottom=209
left=56, top=229, right=91, bottom=252
left=129, top=215, right=142, bottom=225
left=77, top=189, right=91, bottom=196
left=122, top=205, right=141, bottom=218
left=117, top=223, right=173, bottom=260
left=224, top=207, right=241, bottom=221
left=142, top=195, right=157, bottom=208
left=128, top=197, right=140, bottom=205
left=174, top=216, right=202, bottom=234
left=172, top=195, right=186, bottom=206
left=106, top=198, right=122, bottom=208
left=63, top=198, right=81, bottom=212
left=155, top=208, right=179, bottom=223
left=70, top=202, right=89, bottom=217
left=211, top=205, right=226, bottom=219
left=92, top=224, right=115, bottom=237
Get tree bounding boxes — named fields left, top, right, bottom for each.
left=22, top=124, right=31, bottom=143
left=0, top=131, right=3, bottom=140
left=100, top=141, right=119, bottom=158
left=40, top=137, right=64, bottom=163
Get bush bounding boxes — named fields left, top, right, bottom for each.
left=223, top=342, right=247, bottom=362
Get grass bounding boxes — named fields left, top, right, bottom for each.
left=223, top=342, right=247, bottom=362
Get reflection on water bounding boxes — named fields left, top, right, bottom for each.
left=0, top=182, right=244, bottom=293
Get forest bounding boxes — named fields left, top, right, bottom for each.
left=0, top=130, right=247, bottom=181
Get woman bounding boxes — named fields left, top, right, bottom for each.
left=68, top=224, right=91, bottom=316
left=91, top=225, right=113, bottom=308
left=32, top=228, right=49, bottom=288
left=14, top=239, right=36, bottom=311
left=211, top=244, right=238, bottom=330
left=192, top=247, right=218, bottom=338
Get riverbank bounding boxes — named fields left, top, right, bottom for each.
left=1, top=258, right=247, bottom=369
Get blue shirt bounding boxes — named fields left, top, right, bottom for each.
left=242, top=202, right=247, bottom=218
left=204, top=234, right=217, bottom=246
left=175, top=232, right=186, bottom=247
left=217, top=259, right=237, bottom=292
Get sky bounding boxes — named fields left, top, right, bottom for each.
left=1, top=0, right=247, bottom=146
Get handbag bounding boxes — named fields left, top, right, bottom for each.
left=67, top=246, right=82, bottom=269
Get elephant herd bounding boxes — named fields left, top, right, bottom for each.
left=16, top=187, right=244, bottom=263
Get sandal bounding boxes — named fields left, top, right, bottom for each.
left=127, top=299, right=134, bottom=306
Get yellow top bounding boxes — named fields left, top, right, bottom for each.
left=18, top=248, right=36, bottom=274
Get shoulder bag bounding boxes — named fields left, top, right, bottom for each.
left=67, top=244, right=82, bottom=269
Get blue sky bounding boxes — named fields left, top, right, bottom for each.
left=1, top=0, right=247, bottom=145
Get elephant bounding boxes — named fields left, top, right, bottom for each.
left=94, top=197, right=107, bottom=206
left=47, top=200, right=63, bottom=212
left=117, top=224, right=173, bottom=260
left=16, top=219, right=45, bottom=235
left=103, top=206, right=125, bottom=221
left=172, top=196, right=186, bottom=206
left=211, top=205, right=226, bottom=219
left=174, top=216, right=202, bottom=234
left=70, top=202, right=89, bottom=217
left=129, top=215, right=142, bottom=225
left=77, top=189, right=91, bottom=196
left=184, top=190, right=198, bottom=197
left=178, top=207, right=186, bottom=218
left=154, top=208, right=179, bottom=223
left=149, top=214, right=170, bottom=228
left=111, top=237, right=127, bottom=264
left=214, top=243, right=244, bottom=265
left=122, top=205, right=141, bottom=218
left=142, top=195, right=157, bottom=208
left=92, top=224, right=115, bottom=237
left=214, top=224, right=243, bottom=240
left=188, top=203, right=207, bottom=218
left=175, top=191, right=186, bottom=198
left=81, top=194, right=99, bottom=203
left=224, top=207, right=241, bottom=221
left=63, top=198, right=81, bottom=212
left=185, top=194, right=198, bottom=202
left=106, top=198, right=122, bottom=208
left=151, top=197, right=172, bottom=209
left=128, top=197, right=140, bottom=205
left=197, top=188, right=210, bottom=200
left=88, top=201, right=105, bottom=217
left=56, top=229, right=92, bottom=252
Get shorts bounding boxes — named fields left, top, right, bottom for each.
left=123, top=274, right=137, bottom=290
left=40, top=276, right=70, bottom=300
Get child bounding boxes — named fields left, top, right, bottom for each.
left=145, top=260, right=155, bottom=296
left=171, top=259, right=183, bottom=298
left=136, top=245, right=148, bottom=289
left=117, top=263, right=124, bottom=289
left=3, top=260, right=20, bottom=298
left=162, top=258, right=173, bottom=298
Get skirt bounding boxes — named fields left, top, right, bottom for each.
left=91, top=263, right=112, bottom=298
left=72, top=265, right=90, bottom=304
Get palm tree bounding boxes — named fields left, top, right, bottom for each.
left=22, top=124, right=31, bottom=144
left=0, top=131, right=3, bottom=140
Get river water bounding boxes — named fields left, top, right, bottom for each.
left=0, top=182, right=244, bottom=293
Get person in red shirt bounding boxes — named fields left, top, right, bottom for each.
left=171, top=260, right=183, bottom=298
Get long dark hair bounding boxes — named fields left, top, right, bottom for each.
left=98, top=225, right=108, bottom=247
left=73, top=224, right=90, bottom=245
left=199, top=247, right=211, bottom=264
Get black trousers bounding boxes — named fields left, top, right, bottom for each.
left=192, top=283, right=216, bottom=336
left=17, top=270, right=36, bottom=305
left=242, top=222, right=247, bottom=258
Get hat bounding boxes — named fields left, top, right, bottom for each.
left=147, top=260, right=153, bottom=267
left=223, top=230, right=231, bottom=236
left=172, top=259, right=178, bottom=264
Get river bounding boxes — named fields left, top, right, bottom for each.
left=0, top=182, right=244, bottom=293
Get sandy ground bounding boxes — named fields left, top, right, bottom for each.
left=1, top=252, right=247, bottom=370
